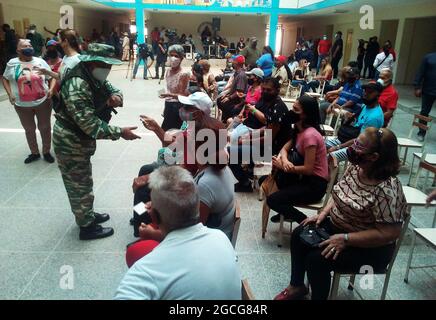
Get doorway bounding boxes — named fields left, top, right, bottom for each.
left=397, top=16, right=436, bottom=84
left=325, top=24, right=334, bottom=41
left=343, top=29, right=353, bottom=67
left=379, top=19, right=399, bottom=47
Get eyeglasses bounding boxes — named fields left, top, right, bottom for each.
left=352, top=129, right=383, bottom=153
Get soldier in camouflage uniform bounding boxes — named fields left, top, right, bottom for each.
left=53, top=43, right=140, bottom=240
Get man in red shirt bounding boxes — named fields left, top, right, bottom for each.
left=317, top=35, right=331, bottom=73
left=377, top=68, right=398, bottom=127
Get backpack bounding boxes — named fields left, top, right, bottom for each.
left=138, top=44, right=150, bottom=58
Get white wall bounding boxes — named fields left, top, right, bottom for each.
left=148, top=12, right=269, bottom=51
left=1, top=0, right=131, bottom=40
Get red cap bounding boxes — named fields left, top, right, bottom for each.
left=233, top=55, right=245, bottom=65
left=276, top=55, right=287, bottom=64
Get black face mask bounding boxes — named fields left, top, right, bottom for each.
left=362, top=97, right=378, bottom=106
left=262, top=93, right=276, bottom=102
left=287, top=110, right=300, bottom=124
left=247, top=79, right=255, bottom=86
left=346, top=147, right=367, bottom=165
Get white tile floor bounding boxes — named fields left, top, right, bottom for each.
left=0, top=62, right=435, bottom=300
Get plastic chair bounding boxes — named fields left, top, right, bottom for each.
left=397, top=114, right=432, bottom=165
left=329, top=214, right=411, bottom=300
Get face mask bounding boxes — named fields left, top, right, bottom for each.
left=170, top=56, right=181, bottom=68
left=21, top=48, right=35, bottom=57
left=29, top=30, right=35, bottom=34
left=346, top=147, right=364, bottom=165
left=46, top=50, right=58, bottom=59
left=323, top=36, right=327, bottom=40
left=362, top=97, right=378, bottom=106
left=262, top=92, right=276, bottom=102
left=377, top=78, right=388, bottom=87
left=92, top=68, right=111, bottom=82
left=247, top=78, right=255, bottom=86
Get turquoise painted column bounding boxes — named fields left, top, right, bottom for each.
left=269, top=13, right=278, bottom=53
left=135, top=0, right=145, bottom=44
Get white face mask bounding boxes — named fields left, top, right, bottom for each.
left=92, top=68, right=111, bottom=82
left=377, top=78, right=388, bottom=87
left=170, top=56, right=181, bottom=68
left=29, top=30, right=35, bottom=34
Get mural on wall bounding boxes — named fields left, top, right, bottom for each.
left=142, top=0, right=271, bottom=8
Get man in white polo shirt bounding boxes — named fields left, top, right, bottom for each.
left=115, top=166, right=242, bottom=300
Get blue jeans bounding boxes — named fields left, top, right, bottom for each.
left=292, top=80, right=309, bottom=95
left=133, top=57, right=149, bottom=79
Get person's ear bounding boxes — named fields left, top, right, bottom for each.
left=367, top=152, right=380, bottom=162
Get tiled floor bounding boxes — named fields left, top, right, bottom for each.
left=0, top=63, right=435, bottom=300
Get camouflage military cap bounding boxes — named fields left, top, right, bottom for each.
left=79, top=43, right=123, bottom=65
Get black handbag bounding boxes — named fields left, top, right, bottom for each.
left=299, top=224, right=331, bottom=247
left=337, top=117, right=361, bottom=143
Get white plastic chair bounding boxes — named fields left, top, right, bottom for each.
left=397, top=114, right=432, bottom=165
left=404, top=228, right=436, bottom=284
left=329, top=214, right=411, bottom=300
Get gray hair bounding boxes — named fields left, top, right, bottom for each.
left=380, top=68, right=393, bottom=80
left=149, top=166, right=199, bottom=232
left=168, top=44, right=185, bottom=58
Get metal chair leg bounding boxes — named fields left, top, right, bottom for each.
left=348, top=274, right=356, bottom=290
left=407, top=154, right=416, bottom=186
left=432, top=208, right=436, bottom=228
left=404, top=231, right=417, bottom=284
left=278, top=215, right=284, bottom=247
left=329, top=272, right=340, bottom=300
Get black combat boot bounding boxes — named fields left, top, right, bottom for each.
left=79, top=223, right=114, bottom=240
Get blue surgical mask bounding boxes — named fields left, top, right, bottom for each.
left=21, top=48, right=35, bottom=57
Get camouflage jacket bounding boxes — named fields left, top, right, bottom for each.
left=58, top=77, right=122, bottom=141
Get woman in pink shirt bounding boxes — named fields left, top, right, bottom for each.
left=267, top=95, right=328, bottom=223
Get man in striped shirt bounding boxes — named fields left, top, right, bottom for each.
left=319, top=67, right=363, bottom=123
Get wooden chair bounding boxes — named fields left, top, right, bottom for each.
left=277, top=164, right=339, bottom=247
left=241, top=279, right=255, bottom=300
left=329, top=214, right=411, bottom=300
left=231, top=200, right=241, bottom=248
left=404, top=228, right=436, bottom=284
left=397, top=114, right=432, bottom=165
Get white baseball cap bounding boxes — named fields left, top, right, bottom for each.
left=178, top=92, right=212, bottom=116
left=246, top=68, right=264, bottom=79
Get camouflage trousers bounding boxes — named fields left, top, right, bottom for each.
left=53, top=120, right=97, bottom=227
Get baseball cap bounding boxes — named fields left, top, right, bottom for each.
left=276, top=55, right=287, bottom=64
left=178, top=92, right=212, bottom=116
left=233, top=55, right=245, bottom=65
left=79, top=43, right=123, bottom=65
left=250, top=37, right=258, bottom=42
left=362, top=81, right=383, bottom=93
left=245, top=68, right=264, bottom=79
left=46, top=40, right=58, bottom=47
